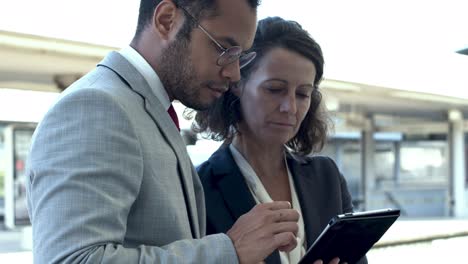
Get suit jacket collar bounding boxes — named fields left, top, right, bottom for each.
left=97, top=51, right=200, bottom=238
left=119, top=46, right=171, bottom=110
left=286, top=154, right=323, bottom=248
left=208, top=145, right=257, bottom=221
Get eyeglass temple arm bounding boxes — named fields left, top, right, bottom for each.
left=196, top=25, right=226, bottom=51
left=177, top=4, right=227, bottom=52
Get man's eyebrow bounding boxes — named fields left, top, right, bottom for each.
left=219, top=36, right=240, bottom=48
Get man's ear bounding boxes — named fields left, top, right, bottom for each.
left=153, top=0, right=180, bottom=40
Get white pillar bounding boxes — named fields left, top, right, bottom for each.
left=448, top=109, right=467, bottom=217
left=21, top=226, right=33, bottom=250
left=361, top=116, right=375, bottom=211
left=393, top=141, right=401, bottom=187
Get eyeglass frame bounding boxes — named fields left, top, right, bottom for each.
left=176, top=4, right=256, bottom=69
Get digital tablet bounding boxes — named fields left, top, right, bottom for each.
left=298, top=208, right=400, bottom=264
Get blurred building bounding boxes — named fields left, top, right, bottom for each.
left=1, top=30, right=468, bottom=226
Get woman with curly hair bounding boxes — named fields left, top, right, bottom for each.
left=194, top=16, right=366, bottom=264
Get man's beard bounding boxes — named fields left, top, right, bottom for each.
left=157, top=38, right=212, bottom=111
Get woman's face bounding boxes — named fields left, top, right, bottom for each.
left=235, top=47, right=317, bottom=146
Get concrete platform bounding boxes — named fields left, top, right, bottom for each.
left=376, top=218, right=468, bottom=247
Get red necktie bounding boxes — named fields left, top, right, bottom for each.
left=167, top=104, right=180, bottom=131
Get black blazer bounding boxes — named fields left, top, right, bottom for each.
left=197, top=145, right=367, bottom=264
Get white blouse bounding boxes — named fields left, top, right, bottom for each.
left=229, top=145, right=306, bottom=264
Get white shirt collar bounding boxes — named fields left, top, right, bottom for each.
left=119, top=45, right=171, bottom=111
left=229, top=144, right=306, bottom=264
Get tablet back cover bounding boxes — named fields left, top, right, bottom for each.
left=299, top=209, right=400, bottom=264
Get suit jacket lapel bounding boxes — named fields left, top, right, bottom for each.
left=97, top=51, right=200, bottom=238
left=287, top=154, right=323, bottom=249
left=209, top=146, right=255, bottom=220
left=209, top=146, right=281, bottom=264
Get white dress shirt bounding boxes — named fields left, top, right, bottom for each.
left=119, top=46, right=171, bottom=111
left=229, top=144, right=307, bottom=264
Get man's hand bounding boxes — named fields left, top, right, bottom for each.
left=227, top=201, right=300, bottom=264
left=313, top=257, right=343, bottom=264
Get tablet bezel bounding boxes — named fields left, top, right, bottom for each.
left=298, top=208, right=400, bottom=264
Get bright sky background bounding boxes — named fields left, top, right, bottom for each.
left=1, top=0, right=468, bottom=96
left=1, top=0, right=468, bottom=122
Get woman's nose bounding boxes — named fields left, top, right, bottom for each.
left=279, top=95, right=297, bottom=114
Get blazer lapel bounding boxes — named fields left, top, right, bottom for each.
left=210, top=146, right=281, bottom=264
left=210, top=146, right=255, bottom=220
left=97, top=52, right=200, bottom=238
left=287, top=154, right=323, bottom=249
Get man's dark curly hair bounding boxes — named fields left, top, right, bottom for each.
left=193, top=16, right=330, bottom=156
left=134, top=0, right=261, bottom=41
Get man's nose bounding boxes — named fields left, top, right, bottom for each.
left=221, top=61, right=241, bottom=83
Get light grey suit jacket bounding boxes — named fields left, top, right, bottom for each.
left=26, top=52, right=238, bottom=264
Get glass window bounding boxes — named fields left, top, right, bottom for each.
left=399, top=141, right=448, bottom=185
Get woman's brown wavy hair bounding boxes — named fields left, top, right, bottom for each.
left=193, top=16, right=330, bottom=156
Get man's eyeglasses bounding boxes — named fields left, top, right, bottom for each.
left=177, top=5, right=256, bottom=69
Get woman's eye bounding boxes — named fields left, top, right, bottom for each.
left=297, top=93, right=310, bottom=98
left=267, top=88, right=283, bottom=93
